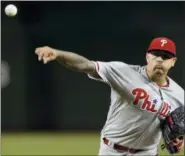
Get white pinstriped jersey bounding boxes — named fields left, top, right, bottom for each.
left=88, top=61, right=184, bottom=153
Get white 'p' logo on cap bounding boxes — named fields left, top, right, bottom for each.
left=161, top=39, right=167, bottom=47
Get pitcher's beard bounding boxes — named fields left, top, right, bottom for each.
left=146, top=65, right=167, bottom=83
left=153, top=64, right=167, bottom=75
left=154, top=69, right=164, bottom=76
left=152, top=69, right=167, bottom=83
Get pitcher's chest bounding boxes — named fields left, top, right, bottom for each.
left=128, top=85, right=176, bottom=120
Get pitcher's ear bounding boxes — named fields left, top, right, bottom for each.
left=146, top=52, right=150, bottom=63
left=171, top=57, right=177, bottom=67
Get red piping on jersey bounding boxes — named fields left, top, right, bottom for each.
left=168, top=116, right=174, bottom=125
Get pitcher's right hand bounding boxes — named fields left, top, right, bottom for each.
left=35, top=46, right=58, bottom=64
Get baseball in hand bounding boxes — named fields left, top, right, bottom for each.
left=5, top=4, right=18, bottom=17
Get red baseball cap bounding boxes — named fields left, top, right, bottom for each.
left=147, top=37, right=176, bottom=56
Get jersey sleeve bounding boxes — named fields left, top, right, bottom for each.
left=169, top=79, right=185, bottom=108
left=88, top=61, right=141, bottom=91
left=175, top=87, right=184, bottom=107
left=87, top=61, right=114, bottom=85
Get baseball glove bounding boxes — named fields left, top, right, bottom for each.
left=160, top=106, right=185, bottom=154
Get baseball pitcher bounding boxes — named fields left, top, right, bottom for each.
left=35, top=37, right=184, bottom=156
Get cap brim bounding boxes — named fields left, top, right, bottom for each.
left=148, top=49, right=176, bottom=57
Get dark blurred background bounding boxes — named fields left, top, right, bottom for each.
left=2, top=1, right=185, bottom=132
left=2, top=2, right=185, bottom=155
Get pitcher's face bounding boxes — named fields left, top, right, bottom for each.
left=146, top=51, right=176, bottom=77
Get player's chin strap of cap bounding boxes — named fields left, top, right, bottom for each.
left=127, top=88, right=165, bottom=156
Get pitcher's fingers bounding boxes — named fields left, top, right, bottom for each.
left=39, top=51, right=46, bottom=60
left=35, top=48, right=41, bottom=55
left=43, top=57, right=51, bottom=64
left=43, top=51, right=50, bottom=58
left=44, top=55, right=56, bottom=64
left=177, top=140, right=183, bottom=148
left=38, top=53, right=44, bottom=61
left=171, top=138, right=182, bottom=146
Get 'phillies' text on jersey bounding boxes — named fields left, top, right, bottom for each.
left=132, top=88, right=171, bottom=118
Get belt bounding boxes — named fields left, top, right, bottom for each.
left=103, top=137, right=145, bottom=153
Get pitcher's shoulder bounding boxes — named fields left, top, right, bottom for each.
left=169, top=77, right=184, bottom=94
left=105, top=61, right=141, bottom=70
